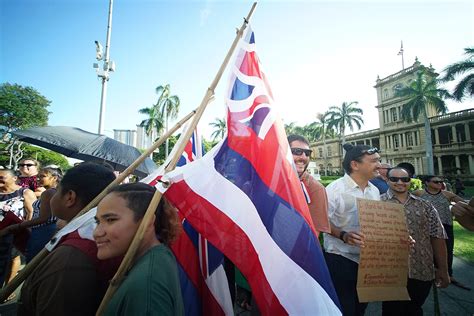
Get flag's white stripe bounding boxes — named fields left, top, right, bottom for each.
left=206, top=266, right=234, bottom=316
left=167, top=153, right=341, bottom=315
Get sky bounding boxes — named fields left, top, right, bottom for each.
left=1, top=0, right=473, bottom=141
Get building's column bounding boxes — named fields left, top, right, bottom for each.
left=437, top=156, right=443, bottom=175
left=418, top=156, right=424, bottom=174
left=468, top=155, right=474, bottom=175
left=434, top=128, right=440, bottom=145
left=452, top=125, right=458, bottom=143
left=465, top=123, right=471, bottom=142
left=414, top=157, right=419, bottom=174
left=455, top=155, right=461, bottom=174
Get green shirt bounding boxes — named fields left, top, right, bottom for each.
left=104, top=244, right=184, bottom=316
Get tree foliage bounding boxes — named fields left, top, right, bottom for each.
left=209, top=117, right=226, bottom=141
left=0, top=142, right=69, bottom=170
left=441, top=47, right=474, bottom=101
left=327, top=101, right=364, bottom=144
left=0, top=83, right=51, bottom=133
left=395, top=70, right=450, bottom=174
left=396, top=70, right=450, bottom=122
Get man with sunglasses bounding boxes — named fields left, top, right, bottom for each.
left=323, top=144, right=381, bottom=316
left=413, top=175, right=469, bottom=290
left=288, top=135, right=330, bottom=235
left=381, top=168, right=449, bottom=315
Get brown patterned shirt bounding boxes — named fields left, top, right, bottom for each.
left=381, top=190, right=447, bottom=281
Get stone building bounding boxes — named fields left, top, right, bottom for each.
left=311, top=59, right=474, bottom=177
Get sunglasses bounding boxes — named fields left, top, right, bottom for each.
left=19, top=163, right=36, bottom=167
left=361, top=147, right=379, bottom=155
left=430, top=180, right=444, bottom=184
left=291, top=148, right=312, bottom=157
left=388, top=176, right=411, bottom=183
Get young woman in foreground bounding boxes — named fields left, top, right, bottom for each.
left=93, top=182, right=184, bottom=315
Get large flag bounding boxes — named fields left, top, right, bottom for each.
left=162, top=27, right=341, bottom=315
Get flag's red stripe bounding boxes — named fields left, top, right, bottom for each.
left=171, top=219, right=224, bottom=315
left=166, top=181, right=288, bottom=315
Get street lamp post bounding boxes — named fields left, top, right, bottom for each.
left=94, top=0, right=115, bottom=135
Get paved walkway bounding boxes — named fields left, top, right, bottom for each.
left=366, top=256, right=474, bottom=315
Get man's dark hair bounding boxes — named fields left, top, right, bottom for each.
left=387, top=167, right=410, bottom=178
left=396, top=162, right=415, bottom=178
left=342, top=144, right=375, bottom=174
left=424, top=175, right=440, bottom=184
left=59, top=162, right=116, bottom=207
left=287, top=134, right=309, bottom=147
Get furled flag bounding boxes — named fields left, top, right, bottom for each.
left=161, top=27, right=342, bottom=315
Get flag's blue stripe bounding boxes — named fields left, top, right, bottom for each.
left=178, top=264, right=202, bottom=316
left=183, top=220, right=223, bottom=275
left=231, top=77, right=254, bottom=101
left=214, top=139, right=340, bottom=306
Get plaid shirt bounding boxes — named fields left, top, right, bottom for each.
left=381, top=190, right=446, bottom=281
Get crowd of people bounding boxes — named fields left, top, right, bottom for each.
left=0, top=139, right=472, bottom=315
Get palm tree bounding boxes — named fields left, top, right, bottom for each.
left=327, top=101, right=364, bottom=146
left=315, top=111, right=332, bottom=176
left=396, top=70, right=450, bottom=174
left=209, top=117, right=226, bottom=141
left=138, top=105, right=164, bottom=139
left=441, top=47, right=474, bottom=101
left=156, top=84, right=180, bottom=158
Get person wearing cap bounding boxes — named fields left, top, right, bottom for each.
left=381, top=167, right=448, bottom=315
left=288, top=134, right=330, bottom=236
left=323, top=144, right=381, bottom=316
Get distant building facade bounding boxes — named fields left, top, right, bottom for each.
left=113, top=126, right=157, bottom=151
left=311, top=59, right=474, bottom=178
left=113, top=129, right=137, bottom=147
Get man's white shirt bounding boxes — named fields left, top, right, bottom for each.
left=323, top=174, right=380, bottom=263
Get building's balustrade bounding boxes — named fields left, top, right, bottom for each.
left=375, top=65, right=417, bottom=86
left=345, top=128, right=380, bottom=140
left=430, top=109, right=474, bottom=123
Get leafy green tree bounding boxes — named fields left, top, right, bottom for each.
left=0, top=83, right=51, bottom=136
left=441, top=47, right=474, bottom=101
left=396, top=70, right=450, bottom=174
left=327, top=101, right=364, bottom=146
left=156, top=84, right=180, bottom=158
left=209, top=117, right=226, bottom=141
left=0, top=143, right=69, bottom=170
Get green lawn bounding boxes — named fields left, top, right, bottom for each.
left=454, top=221, right=474, bottom=264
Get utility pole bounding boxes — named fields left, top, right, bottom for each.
left=94, top=0, right=115, bottom=135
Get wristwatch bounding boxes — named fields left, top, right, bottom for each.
left=339, top=231, right=347, bottom=243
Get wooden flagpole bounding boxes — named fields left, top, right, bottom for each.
left=95, top=3, right=257, bottom=315
left=0, top=109, right=196, bottom=302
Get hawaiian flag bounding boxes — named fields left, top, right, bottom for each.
left=162, top=27, right=341, bottom=314
left=171, top=129, right=233, bottom=316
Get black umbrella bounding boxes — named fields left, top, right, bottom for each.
left=11, top=126, right=157, bottom=178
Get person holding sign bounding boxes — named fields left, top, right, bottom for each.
left=381, top=167, right=449, bottom=315
left=324, top=144, right=381, bottom=316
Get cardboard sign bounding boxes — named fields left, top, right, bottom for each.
left=356, top=198, right=410, bottom=302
